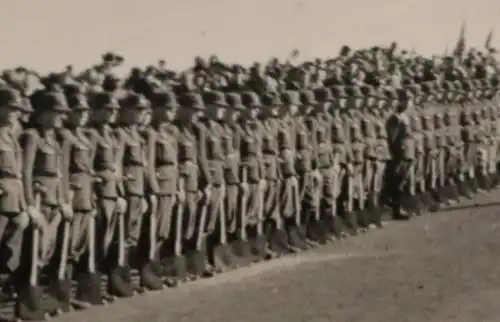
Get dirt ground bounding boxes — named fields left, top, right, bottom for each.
left=46, top=190, right=500, bottom=322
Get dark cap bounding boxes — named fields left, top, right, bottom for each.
left=313, top=88, right=334, bottom=102
left=180, top=92, right=205, bottom=110
left=407, top=84, right=423, bottom=97
left=331, top=86, right=348, bottom=98
left=282, top=90, right=302, bottom=105
left=396, top=88, right=414, bottom=102
left=41, top=91, right=71, bottom=113
left=345, top=86, right=364, bottom=98
left=383, top=88, right=398, bottom=100
left=63, top=84, right=90, bottom=110
left=442, top=81, right=456, bottom=92
left=261, top=93, right=283, bottom=107
left=150, top=90, right=179, bottom=109
left=299, top=90, right=318, bottom=105
left=92, top=91, right=121, bottom=109
left=0, top=87, right=33, bottom=112
left=360, top=85, right=381, bottom=98
left=421, top=81, right=435, bottom=95
left=203, top=91, right=228, bottom=107
left=226, top=93, right=245, bottom=111
left=120, top=92, right=150, bottom=109
left=241, top=91, right=263, bottom=109
left=461, top=80, right=473, bottom=92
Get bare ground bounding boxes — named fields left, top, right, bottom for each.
left=44, top=189, right=500, bottom=322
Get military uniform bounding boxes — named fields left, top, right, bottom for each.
left=223, top=93, right=244, bottom=239
left=0, top=88, right=33, bottom=318
left=87, top=91, right=133, bottom=298
left=260, top=94, right=290, bottom=253
left=279, top=91, right=305, bottom=250
left=147, top=91, right=181, bottom=272
left=201, top=91, right=232, bottom=270
left=386, top=88, right=415, bottom=219
left=115, top=92, right=164, bottom=290
left=59, top=84, right=102, bottom=305
left=342, top=86, right=365, bottom=229
left=21, top=90, right=73, bottom=315
left=239, top=92, right=268, bottom=259
left=176, top=92, right=214, bottom=277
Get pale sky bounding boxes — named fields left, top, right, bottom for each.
left=1, top=0, right=499, bottom=74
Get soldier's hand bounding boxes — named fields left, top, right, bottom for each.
left=176, top=189, right=186, bottom=203
left=203, top=184, right=212, bottom=200
left=240, top=182, right=249, bottom=196
left=61, top=203, right=74, bottom=221
left=116, top=197, right=128, bottom=215
left=312, top=169, right=321, bottom=182
left=346, top=163, right=354, bottom=175
left=259, top=179, right=267, bottom=192
left=27, top=205, right=48, bottom=230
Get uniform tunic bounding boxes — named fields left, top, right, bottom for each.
left=0, top=127, right=28, bottom=272
left=22, top=128, right=67, bottom=266
left=60, top=128, right=95, bottom=262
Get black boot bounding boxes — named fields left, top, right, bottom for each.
left=185, top=238, right=211, bottom=278
left=15, top=283, right=46, bottom=321
left=45, top=277, right=72, bottom=313
left=160, top=255, right=187, bottom=285
left=108, top=265, right=133, bottom=298
left=306, top=214, right=327, bottom=244
left=265, top=220, right=292, bottom=254
left=210, top=233, right=237, bottom=272
left=228, top=233, right=253, bottom=267
left=247, top=226, right=269, bottom=261
left=285, top=218, right=308, bottom=251
left=366, top=198, right=382, bottom=227
left=340, top=207, right=358, bottom=236
left=139, top=260, right=164, bottom=291
left=75, top=271, right=103, bottom=305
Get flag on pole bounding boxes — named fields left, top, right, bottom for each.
left=453, top=20, right=467, bottom=58
left=485, top=29, right=496, bottom=52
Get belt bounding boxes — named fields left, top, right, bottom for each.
left=0, top=172, right=20, bottom=179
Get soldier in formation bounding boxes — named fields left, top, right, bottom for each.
left=0, top=47, right=499, bottom=321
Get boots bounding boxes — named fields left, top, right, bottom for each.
left=285, top=218, right=309, bottom=251
left=15, top=282, right=47, bottom=321
left=228, top=233, right=253, bottom=267
left=209, top=234, right=237, bottom=272
left=185, top=238, right=213, bottom=278
left=139, top=260, right=164, bottom=291
left=265, top=220, right=292, bottom=254
left=247, top=226, right=269, bottom=261
left=75, top=271, right=103, bottom=305
left=108, top=264, right=133, bottom=298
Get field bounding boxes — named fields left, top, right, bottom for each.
left=45, top=190, right=500, bottom=322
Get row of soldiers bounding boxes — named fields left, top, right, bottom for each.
left=0, top=75, right=499, bottom=321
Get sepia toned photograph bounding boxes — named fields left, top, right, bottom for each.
left=1, top=0, right=500, bottom=321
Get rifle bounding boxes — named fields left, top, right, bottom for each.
left=57, top=185, right=77, bottom=281
left=30, top=182, right=47, bottom=287
left=148, top=195, right=158, bottom=261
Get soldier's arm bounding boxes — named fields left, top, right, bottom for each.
left=21, top=130, right=38, bottom=207
left=85, top=129, right=98, bottom=173
left=234, top=125, right=243, bottom=163
left=114, top=129, right=126, bottom=197
left=308, top=119, right=320, bottom=170
left=195, top=123, right=212, bottom=187
left=146, top=128, right=160, bottom=195
left=59, top=129, right=75, bottom=203
left=256, top=122, right=266, bottom=179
